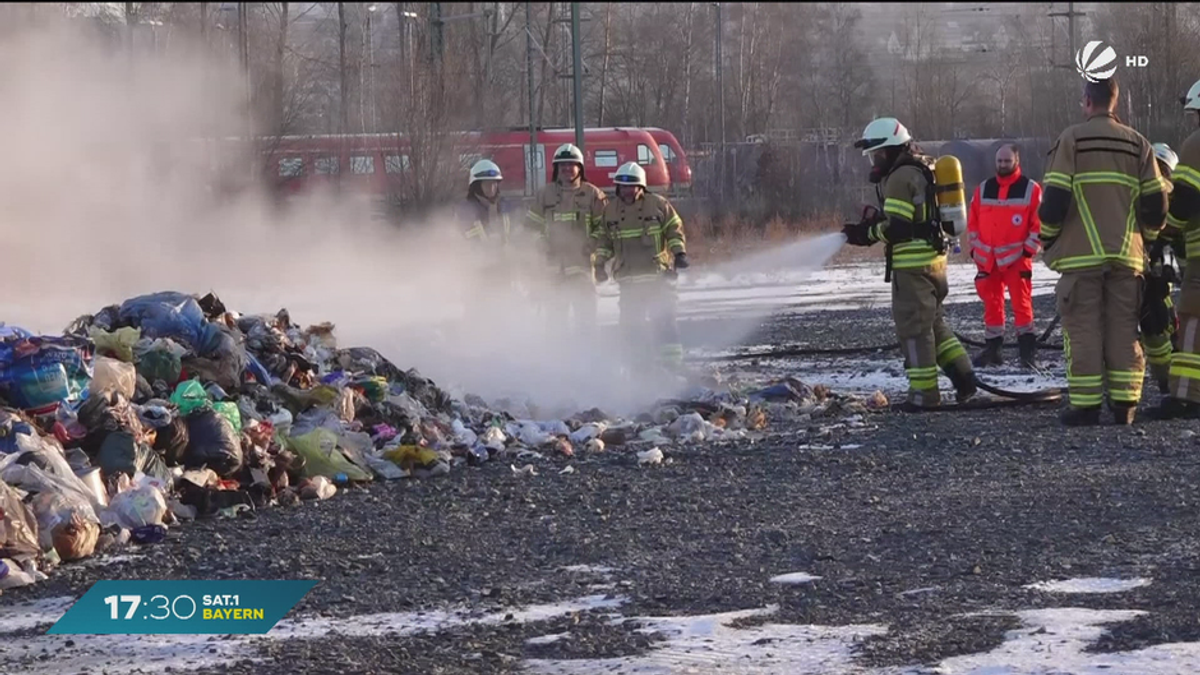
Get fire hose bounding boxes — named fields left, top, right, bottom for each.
left=685, top=314, right=1066, bottom=409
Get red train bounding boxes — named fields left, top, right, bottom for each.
left=260, top=127, right=693, bottom=200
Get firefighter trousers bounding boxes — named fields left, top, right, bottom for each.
left=974, top=264, right=1034, bottom=339
left=1167, top=264, right=1200, bottom=403
left=617, top=276, right=683, bottom=371
left=544, top=271, right=598, bottom=336
left=1056, top=266, right=1144, bottom=409
left=892, top=265, right=973, bottom=407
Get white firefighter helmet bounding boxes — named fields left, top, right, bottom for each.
left=1185, top=78, right=1200, bottom=111
left=613, top=162, right=647, bottom=188
left=553, top=143, right=585, bottom=165
left=855, top=117, right=913, bottom=156
left=469, top=159, right=503, bottom=185
left=1153, top=142, right=1179, bottom=173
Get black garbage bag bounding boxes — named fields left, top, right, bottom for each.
left=184, top=409, right=243, bottom=478
left=153, top=416, right=190, bottom=467
left=176, top=480, right=255, bottom=518
left=97, top=431, right=172, bottom=483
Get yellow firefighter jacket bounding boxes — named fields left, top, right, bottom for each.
left=1169, top=129, right=1200, bottom=259
left=1038, top=112, right=1170, bottom=273
left=867, top=153, right=947, bottom=272
left=526, top=180, right=608, bottom=277
left=594, top=192, right=686, bottom=283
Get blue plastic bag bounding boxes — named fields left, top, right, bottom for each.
left=118, top=292, right=208, bottom=349
left=0, top=336, right=93, bottom=411
left=0, top=324, right=33, bottom=342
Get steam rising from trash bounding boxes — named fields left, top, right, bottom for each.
left=0, top=22, right=846, bottom=418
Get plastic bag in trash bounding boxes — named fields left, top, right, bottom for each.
left=0, top=480, right=40, bottom=561
left=0, top=410, right=36, bottom=454
left=569, top=422, right=607, bottom=445
left=284, top=429, right=372, bottom=482
left=170, top=380, right=211, bottom=416
left=118, top=291, right=209, bottom=348
left=90, top=356, right=137, bottom=399
left=29, top=489, right=99, bottom=560
left=89, top=326, right=141, bottom=363
left=136, top=344, right=183, bottom=386
left=104, top=484, right=168, bottom=530
left=212, top=402, right=242, bottom=434
left=0, top=439, right=109, bottom=514
left=0, top=336, right=92, bottom=412
left=97, top=431, right=170, bottom=483
left=184, top=408, right=243, bottom=478
left=0, top=323, right=34, bottom=342
left=153, top=416, right=189, bottom=466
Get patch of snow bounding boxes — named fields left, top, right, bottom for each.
left=0, top=597, right=78, bottom=634
left=0, top=594, right=628, bottom=675
left=527, top=632, right=570, bottom=645
left=769, top=572, right=822, bottom=585
left=524, top=605, right=889, bottom=675
left=560, top=565, right=618, bottom=576
left=265, top=594, right=626, bottom=640
left=1024, top=577, right=1152, bottom=594
left=931, top=607, right=1200, bottom=674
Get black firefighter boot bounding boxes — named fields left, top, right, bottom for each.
left=946, top=366, right=978, bottom=405
left=1061, top=406, right=1103, bottom=427
left=1110, top=403, right=1138, bottom=426
left=972, top=337, right=1004, bottom=368
left=1018, top=333, right=1038, bottom=369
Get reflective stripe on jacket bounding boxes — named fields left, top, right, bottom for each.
left=966, top=168, right=1043, bottom=272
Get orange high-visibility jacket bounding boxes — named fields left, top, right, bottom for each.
left=966, top=167, right=1043, bottom=271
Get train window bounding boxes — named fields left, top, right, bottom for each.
left=637, top=144, right=653, bottom=165
left=659, top=144, right=676, bottom=163
left=384, top=154, right=410, bottom=174
left=315, top=156, right=340, bottom=175
left=594, top=150, right=619, bottom=168
left=351, top=156, right=375, bottom=174
left=278, top=158, right=303, bottom=177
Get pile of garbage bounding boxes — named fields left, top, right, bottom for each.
left=0, top=291, right=878, bottom=592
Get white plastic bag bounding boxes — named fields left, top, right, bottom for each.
left=90, top=356, right=137, bottom=399
left=104, top=484, right=168, bottom=530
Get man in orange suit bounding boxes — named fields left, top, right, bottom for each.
left=966, top=144, right=1044, bottom=369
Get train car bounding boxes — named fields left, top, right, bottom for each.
left=643, top=127, right=693, bottom=195
left=260, top=127, right=677, bottom=201
left=483, top=126, right=672, bottom=197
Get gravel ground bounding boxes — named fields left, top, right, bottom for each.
left=5, top=288, right=1200, bottom=675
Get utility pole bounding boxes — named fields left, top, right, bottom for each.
left=526, top=1, right=538, bottom=195
left=1049, top=2, right=1086, bottom=69
left=571, top=3, right=584, bottom=154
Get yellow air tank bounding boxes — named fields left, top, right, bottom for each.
left=934, top=155, right=968, bottom=237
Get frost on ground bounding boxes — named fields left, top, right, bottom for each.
left=0, top=594, right=628, bottom=675
left=769, top=572, right=822, bottom=585
left=1023, top=577, right=1153, bottom=594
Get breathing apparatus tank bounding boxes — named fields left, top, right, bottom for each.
left=934, top=155, right=968, bottom=254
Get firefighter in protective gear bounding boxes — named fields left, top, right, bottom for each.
left=527, top=143, right=608, bottom=334
left=843, top=117, right=977, bottom=410
left=592, top=162, right=689, bottom=373
left=457, top=159, right=523, bottom=322
left=1037, top=76, right=1170, bottom=426
left=1140, top=142, right=1182, bottom=394
left=1149, top=78, right=1200, bottom=420
left=966, top=144, right=1043, bottom=369
left=1152, top=143, right=1186, bottom=274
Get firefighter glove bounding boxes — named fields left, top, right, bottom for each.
left=842, top=221, right=873, bottom=247
left=674, top=252, right=690, bottom=270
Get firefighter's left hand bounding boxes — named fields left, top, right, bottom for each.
left=673, top=252, right=690, bottom=270
left=841, top=221, right=873, bottom=246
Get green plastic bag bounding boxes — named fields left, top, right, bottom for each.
left=89, top=326, right=142, bottom=363
left=284, top=429, right=372, bottom=482
left=212, top=401, right=242, bottom=434
left=138, top=348, right=182, bottom=385
left=170, top=380, right=210, bottom=416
